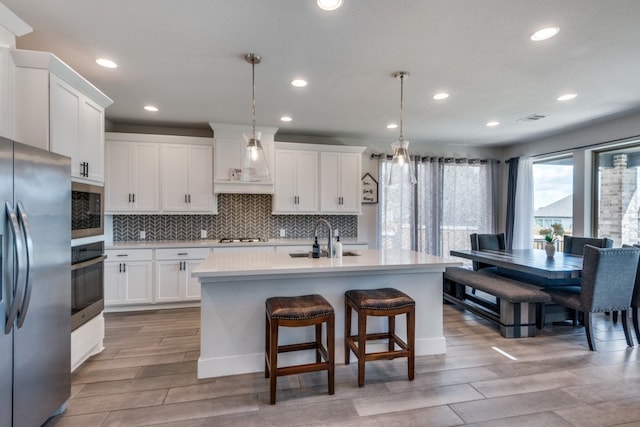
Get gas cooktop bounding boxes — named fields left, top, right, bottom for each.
left=218, top=238, right=268, bottom=243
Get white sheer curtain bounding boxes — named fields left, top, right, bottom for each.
left=512, top=157, right=534, bottom=249
left=379, top=156, right=498, bottom=256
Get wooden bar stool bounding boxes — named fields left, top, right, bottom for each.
left=344, top=288, right=415, bottom=387
left=265, top=294, right=335, bottom=405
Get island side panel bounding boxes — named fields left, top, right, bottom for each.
left=198, top=269, right=446, bottom=379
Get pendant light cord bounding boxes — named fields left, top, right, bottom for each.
left=251, top=58, right=256, bottom=139
left=399, top=73, right=404, bottom=144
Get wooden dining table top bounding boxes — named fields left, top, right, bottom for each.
left=449, top=248, right=584, bottom=281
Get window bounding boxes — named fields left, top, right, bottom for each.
left=533, top=156, right=573, bottom=246
left=595, top=143, right=640, bottom=246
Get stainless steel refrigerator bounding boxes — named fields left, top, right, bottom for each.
left=1, top=136, right=71, bottom=427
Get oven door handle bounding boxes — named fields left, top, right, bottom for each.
left=16, top=202, right=34, bottom=329
left=4, top=201, right=26, bottom=335
left=71, top=254, right=107, bottom=271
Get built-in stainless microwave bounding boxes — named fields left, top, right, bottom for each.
left=71, top=182, right=104, bottom=239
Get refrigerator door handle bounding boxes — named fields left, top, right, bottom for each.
left=15, top=201, right=34, bottom=329
left=3, top=201, right=26, bottom=334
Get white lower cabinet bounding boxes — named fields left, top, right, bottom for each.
left=104, top=249, right=153, bottom=306
left=155, top=248, right=210, bottom=302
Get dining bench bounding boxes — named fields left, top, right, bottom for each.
left=443, top=267, right=551, bottom=338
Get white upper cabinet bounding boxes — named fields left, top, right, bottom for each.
left=211, top=123, right=277, bottom=194
left=105, top=137, right=160, bottom=213
left=273, top=142, right=365, bottom=215
left=161, top=143, right=214, bottom=212
left=320, top=151, right=362, bottom=214
left=273, top=149, right=318, bottom=213
left=105, top=132, right=215, bottom=214
left=50, top=75, right=105, bottom=182
left=11, top=49, right=112, bottom=183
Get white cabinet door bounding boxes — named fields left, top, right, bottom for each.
left=79, top=98, right=105, bottom=182
left=105, top=140, right=159, bottom=213
left=105, top=141, right=132, bottom=211
left=161, top=144, right=189, bottom=212
left=132, top=143, right=160, bottom=211
left=155, top=261, right=182, bottom=302
left=105, top=261, right=152, bottom=305
left=50, top=74, right=105, bottom=183
left=161, top=144, right=213, bottom=212
left=104, top=262, right=122, bottom=305
left=123, top=262, right=153, bottom=304
left=320, top=152, right=361, bottom=214
left=187, top=145, right=213, bottom=211
left=50, top=74, right=80, bottom=177
left=273, top=150, right=318, bottom=213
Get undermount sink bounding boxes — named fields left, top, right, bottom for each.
left=288, top=251, right=361, bottom=258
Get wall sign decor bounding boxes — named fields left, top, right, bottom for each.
left=361, top=173, right=378, bottom=204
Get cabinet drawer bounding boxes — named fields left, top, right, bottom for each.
left=105, top=249, right=153, bottom=262
left=155, top=247, right=211, bottom=260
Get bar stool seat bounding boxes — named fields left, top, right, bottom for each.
left=345, top=288, right=415, bottom=387
left=265, top=294, right=335, bottom=405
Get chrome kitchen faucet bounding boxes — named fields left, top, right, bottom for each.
left=314, top=218, right=333, bottom=258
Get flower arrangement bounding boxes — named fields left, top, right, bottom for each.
left=544, top=232, right=557, bottom=243
left=541, top=223, right=565, bottom=243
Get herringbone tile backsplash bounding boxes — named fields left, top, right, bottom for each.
left=112, top=194, right=358, bottom=241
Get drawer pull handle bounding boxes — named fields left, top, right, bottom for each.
left=116, top=254, right=128, bottom=257
left=177, top=252, right=188, bottom=256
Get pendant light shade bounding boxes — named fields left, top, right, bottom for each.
left=388, top=71, right=416, bottom=186
left=241, top=53, right=270, bottom=182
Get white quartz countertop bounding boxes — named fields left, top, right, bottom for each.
left=192, top=249, right=461, bottom=280
left=106, top=238, right=368, bottom=250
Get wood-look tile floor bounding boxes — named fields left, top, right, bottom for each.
left=45, top=304, right=640, bottom=426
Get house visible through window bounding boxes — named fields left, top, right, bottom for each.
left=533, top=156, right=573, bottom=247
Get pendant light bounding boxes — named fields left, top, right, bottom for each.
left=241, top=53, right=270, bottom=182
left=388, top=71, right=416, bottom=185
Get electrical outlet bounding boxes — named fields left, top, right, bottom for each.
left=280, top=228, right=286, bottom=237
left=139, top=231, right=146, bottom=239
left=201, top=230, right=208, bottom=239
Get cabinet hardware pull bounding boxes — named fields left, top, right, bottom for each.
left=128, top=193, right=132, bottom=203
left=86, top=162, right=89, bottom=177
left=178, top=252, right=188, bottom=256
left=123, top=263, right=126, bottom=273
left=116, top=254, right=128, bottom=257
left=188, top=194, right=191, bottom=203
left=185, top=194, right=188, bottom=203
left=132, top=193, right=135, bottom=203
left=119, top=263, right=122, bottom=273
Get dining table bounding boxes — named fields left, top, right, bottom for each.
left=449, top=248, right=584, bottom=287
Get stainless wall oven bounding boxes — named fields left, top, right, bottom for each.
left=71, top=241, right=106, bottom=331
left=71, top=182, right=104, bottom=239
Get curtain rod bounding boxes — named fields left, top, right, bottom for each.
left=370, top=153, right=497, bottom=163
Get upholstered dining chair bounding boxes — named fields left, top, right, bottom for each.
left=470, top=233, right=506, bottom=272
left=544, top=245, right=640, bottom=351
left=563, top=236, right=613, bottom=256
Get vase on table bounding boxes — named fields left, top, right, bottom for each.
left=545, top=242, right=556, bottom=258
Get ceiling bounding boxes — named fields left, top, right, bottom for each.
left=4, top=0, right=640, bottom=153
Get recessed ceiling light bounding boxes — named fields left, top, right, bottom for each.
left=291, top=79, right=308, bottom=88
left=280, top=116, right=292, bottom=122
left=433, top=93, right=449, bottom=100
left=486, top=121, right=500, bottom=127
left=144, top=105, right=158, bottom=112
left=317, top=0, right=343, bottom=11
left=557, top=93, right=577, bottom=101
left=530, top=27, right=560, bottom=41
left=96, top=58, right=117, bottom=68
left=386, top=123, right=398, bottom=129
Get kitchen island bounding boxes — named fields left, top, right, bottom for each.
left=192, top=249, right=460, bottom=379
left=193, top=249, right=461, bottom=378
